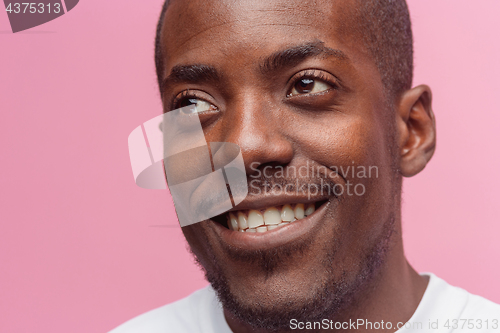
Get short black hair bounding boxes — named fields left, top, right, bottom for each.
left=154, top=0, right=170, bottom=93
left=154, top=0, right=413, bottom=98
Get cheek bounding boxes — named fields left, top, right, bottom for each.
left=181, top=224, right=216, bottom=269
left=295, top=112, right=396, bottom=240
left=296, top=113, right=390, bottom=169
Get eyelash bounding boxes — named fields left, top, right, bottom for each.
left=171, top=90, right=205, bottom=110
left=170, top=69, right=339, bottom=109
left=287, top=69, right=338, bottom=96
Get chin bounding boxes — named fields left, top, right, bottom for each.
left=181, top=182, right=397, bottom=330
left=186, top=217, right=394, bottom=331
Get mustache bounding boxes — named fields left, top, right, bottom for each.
left=192, top=175, right=341, bottom=221
left=246, top=176, right=341, bottom=199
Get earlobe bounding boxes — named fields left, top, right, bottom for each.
left=397, top=85, right=436, bottom=177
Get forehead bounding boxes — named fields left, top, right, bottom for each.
left=159, top=0, right=368, bottom=72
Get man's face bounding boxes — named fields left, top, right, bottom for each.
left=160, top=0, right=401, bottom=328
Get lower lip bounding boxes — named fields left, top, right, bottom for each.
left=211, top=201, right=330, bottom=251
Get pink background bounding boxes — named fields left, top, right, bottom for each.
left=1, top=1, right=499, bottom=332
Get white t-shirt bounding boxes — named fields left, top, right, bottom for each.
left=108, top=273, right=500, bottom=332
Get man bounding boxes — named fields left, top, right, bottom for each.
left=112, top=0, right=500, bottom=332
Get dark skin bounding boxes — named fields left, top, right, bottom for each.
left=158, top=0, right=436, bottom=331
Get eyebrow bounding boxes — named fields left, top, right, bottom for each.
left=162, top=64, right=221, bottom=90
left=161, top=41, right=348, bottom=90
left=259, top=41, right=348, bottom=74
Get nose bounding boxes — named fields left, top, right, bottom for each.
left=220, top=94, right=294, bottom=177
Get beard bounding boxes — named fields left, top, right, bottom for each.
left=187, top=212, right=396, bottom=331
left=184, top=103, right=402, bottom=331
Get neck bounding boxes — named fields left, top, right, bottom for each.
left=331, top=239, right=428, bottom=333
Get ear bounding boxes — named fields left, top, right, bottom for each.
left=396, top=85, right=436, bottom=177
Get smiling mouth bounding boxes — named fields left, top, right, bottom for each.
left=212, top=201, right=327, bottom=233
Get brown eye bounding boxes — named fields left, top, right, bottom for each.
left=179, top=98, right=199, bottom=108
left=289, top=78, right=331, bottom=96
left=176, top=97, right=217, bottom=114
left=296, top=78, right=314, bottom=93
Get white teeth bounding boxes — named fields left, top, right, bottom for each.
left=256, top=226, right=268, bottom=233
left=294, top=203, right=305, bottom=219
left=281, top=204, right=294, bottom=222
left=237, top=211, right=248, bottom=229
left=229, top=213, right=238, bottom=231
left=228, top=202, right=319, bottom=233
left=305, top=203, right=315, bottom=216
left=248, top=210, right=264, bottom=228
left=263, top=207, right=281, bottom=225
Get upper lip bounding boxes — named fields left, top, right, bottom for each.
left=228, top=193, right=330, bottom=212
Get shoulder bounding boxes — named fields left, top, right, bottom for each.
left=404, top=273, right=500, bottom=332
left=107, top=285, right=230, bottom=333
left=456, top=285, right=500, bottom=319
left=425, top=273, right=500, bottom=317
